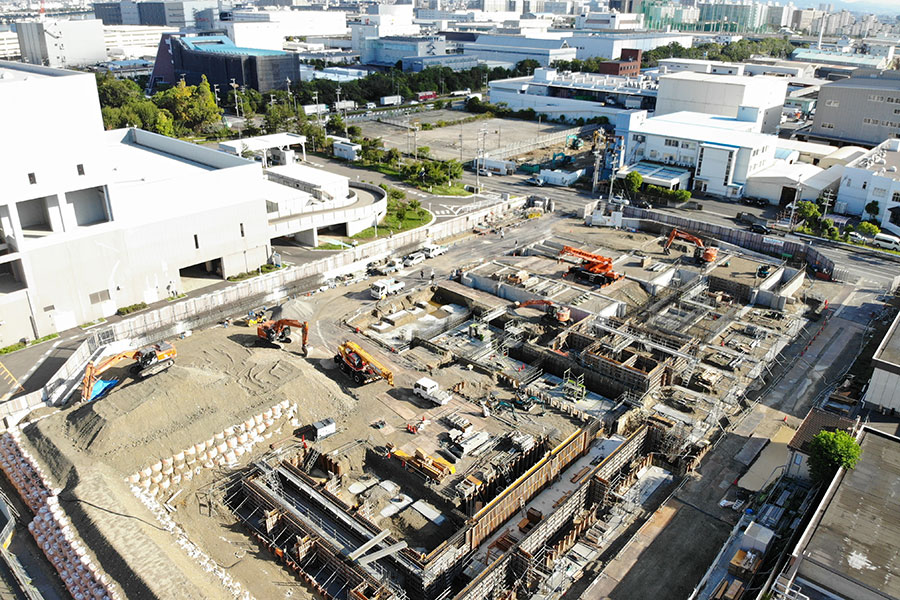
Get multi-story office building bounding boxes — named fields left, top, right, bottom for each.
left=617, top=110, right=778, bottom=198
left=698, top=2, right=768, bottom=31
left=16, top=19, right=106, bottom=68
left=223, top=10, right=348, bottom=52
left=93, top=0, right=141, bottom=25
left=834, top=139, right=900, bottom=232
left=808, top=70, right=900, bottom=147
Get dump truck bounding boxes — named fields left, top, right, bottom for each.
left=370, top=278, right=405, bottom=299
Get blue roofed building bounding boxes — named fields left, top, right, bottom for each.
left=151, top=33, right=306, bottom=91
left=789, top=47, right=891, bottom=70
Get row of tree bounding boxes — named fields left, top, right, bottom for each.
left=97, top=72, right=221, bottom=136
left=641, top=38, right=798, bottom=68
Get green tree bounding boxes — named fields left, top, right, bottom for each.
left=264, top=103, right=293, bottom=134
left=624, top=171, right=643, bottom=197
left=327, top=113, right=346, bottom=134
left=446, top=159, right=463, bottom=180
left=385, top=148, right=401, bottom=166
left=188, top=75, right=222, bottom=130
left=347, top=125, right=362, bottom=140
left=807, top=430, right=861, bottom=485
left=796, top=200, right=821, bottom=222
left=417, top=146, right=430, bottom=159
left=857, top=221, right=880, bottom=237
left=95, top=72, right=143, bottom=108
left=865, top=200, right=880, bottom=220
left=395, top=201, right=408, bottom=221
left=388, top=187, right=406, bottom=202
left=154, top=109, right=176, bottom=137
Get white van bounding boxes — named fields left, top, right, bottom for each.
left=404, top=252, right=426, bottom=267
left=873, top=233, right=900, bottom=251
left=423, top=243, right=447, bottom=258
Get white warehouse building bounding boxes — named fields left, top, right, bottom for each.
left=0, top=61, right=384, bottom=348
left=655, top=71, right=788, bottom=134
left=617, top=110, right=779, bottom=199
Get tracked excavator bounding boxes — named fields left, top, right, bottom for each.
left=513, top=299, right=571, bottom=325
left=558, top=245, right=623, bottom=287
left=80, top=342, right=176, bottom=403
left=257, top=319, right=309, bottom=356
left=334, top=341, right=394, bottom=386
left=663, top=228, right=718, bottom=264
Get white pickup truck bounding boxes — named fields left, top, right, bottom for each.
left=370, top=278, right=405, bottom=299
left=413, top=377, right=452, bottom=406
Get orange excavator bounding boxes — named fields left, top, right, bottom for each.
left=257, top=319, right=309, bottom=356
left=559, top=245, right=623, bottom=287
left=513, top=299, right=571, bottom=325
left=81, top=342, right=177, bottom=403
left=663, top=228, right=718, bottom=263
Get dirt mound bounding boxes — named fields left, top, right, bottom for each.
left=271, top=298, right=317, bottom=322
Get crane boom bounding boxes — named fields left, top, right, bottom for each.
left=336, top=341, right=394, bottom=386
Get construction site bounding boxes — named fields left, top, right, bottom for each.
left=0, top=205, right=825, bottom=600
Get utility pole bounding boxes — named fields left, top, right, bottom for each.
left=459, top=120, right=464, bottom=163
left=413, top=122, right=419, bottom=160
left=213, top=83, right=220, bottom=108
left=313, top=91, right=321, bottom=130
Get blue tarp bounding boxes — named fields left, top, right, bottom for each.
left=89, top=379, right=119, bottom=402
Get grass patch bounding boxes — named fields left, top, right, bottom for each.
left=79, top=319, right=107, bottom=329
left=0, top=342, right=25, bottom=355
left=116, top=302, right=148, bottom=316
left=29, top=333, right=59, bottom=346
left=352, top=209, right=432, bottom=240
left=314, top=243, right=347, bottom=250
left=227, top=271, right=259, bottom=282
left=166, top=293, right=187, bottom=301
left=428, top=184, right=471, bottom=196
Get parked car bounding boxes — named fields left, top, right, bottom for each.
left=749, top=223, right=771, bottom=235
left=609, top=195, right=630, bottom=206
left=848, top=231, right=867, bottom=242
left=404, top=252, right=426, bottom=267
left=634, top=199, right=651, bottom=209
left=477, top=168, right=492, bottom=177
left=525, top=176, right=544, bottom=187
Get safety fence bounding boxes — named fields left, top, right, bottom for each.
left=623, top=207, right=837, bottom=276
left=483, top=124, right=602, bottom=161
left=0, top=196, right=527, bottom=426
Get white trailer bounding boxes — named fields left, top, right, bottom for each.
left=303, top=103, right=328, bottom=116
left=332, top=100, right=357, bottom=112
left=380, top=95, right=402, bottom=106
